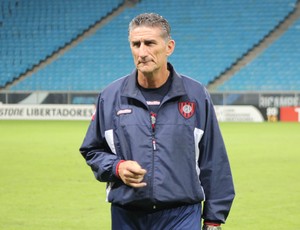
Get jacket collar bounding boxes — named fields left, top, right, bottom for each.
left=121, top=63, right=186, bottom=101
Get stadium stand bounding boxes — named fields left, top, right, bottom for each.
left=217, top=17, right=300, bottom=91
left=0, top=0, right=124, bottom=89
left=1, top=0, right=298, bottom=92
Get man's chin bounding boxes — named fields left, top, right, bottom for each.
left=137, top=65, right=154, bottom=74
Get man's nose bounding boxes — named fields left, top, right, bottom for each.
left=138, top=44, right=147, bottom=58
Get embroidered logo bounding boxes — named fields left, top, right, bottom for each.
left=146, top=100, right=160, bottom=106
left=117, top=109, right=132, bottom=116
left=178, top=102, right=196, bottom=119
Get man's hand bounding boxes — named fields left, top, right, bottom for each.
left=118, top=160, right=147, bottom=188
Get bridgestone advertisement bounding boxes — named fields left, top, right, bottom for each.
left=0, top=104, right=264, bottom=122
left=0, top=104, right=95, bottom=120
left=1, top=104, right=299, bottom=122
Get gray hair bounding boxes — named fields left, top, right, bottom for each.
left=128, top=13, right=171, bottom=41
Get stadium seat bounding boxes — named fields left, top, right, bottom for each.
left=2, top=0, right=298, bottom=92
left=218, top=18, right=300, bottom=91
left=0, top=0, right=124, bottom=88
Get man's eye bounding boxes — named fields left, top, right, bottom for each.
left=145, top=41, right=154, bottom=46
left=132, top=42, right=140, bottom=47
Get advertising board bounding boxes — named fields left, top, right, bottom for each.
left=0, top=104, right=94, bottom=120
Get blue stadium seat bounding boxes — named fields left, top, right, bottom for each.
left=4, top=0, right=298, bottom=91
left=218, top=18, right=300, bottom=91
left=0, top=0, right=124, bottom=88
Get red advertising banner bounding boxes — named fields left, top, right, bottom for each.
left=280, top=107, right=300, bottom=122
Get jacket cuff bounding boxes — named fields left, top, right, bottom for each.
left=115, top=160, right=125, bottom=178
left=204, top=221, right=221, bottom=226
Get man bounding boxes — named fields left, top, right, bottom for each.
left=80, top=13, right=234, bottom=230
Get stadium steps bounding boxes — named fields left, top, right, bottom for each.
left=1, top=0, right=138, bottom=91
left=18, top=91, right=49, bottom=104
left=217, top=17, right=300, bottom=91
left=207, top=0, right=300, bottom=91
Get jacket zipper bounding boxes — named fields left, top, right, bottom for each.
left=150, top=112, right=157, bottom=150
left=150, top=112, right=157, bottom=209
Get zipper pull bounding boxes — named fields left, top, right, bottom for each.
left=150, top=112, right=157, bottom=151
left=152, top=138, right=157, bottom=151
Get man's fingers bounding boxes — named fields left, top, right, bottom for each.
left=129, top=182, right=147, bottom=188
left=119, top=160, right=147, bottom=177
left=123, top=176, right=147, bottom=188
left=118, top=160, right=147, bottom=188
left=125, top=162, right=147, bottom=176
left=126, top=168, right=147, bottom=178
left=125, top=175, right=144, bottom=183
left=122, top=169, right=146, bottom=184
left=123, top=176, right=147, bottom=187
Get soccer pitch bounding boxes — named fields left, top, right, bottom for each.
left=0, top=121, right=299, bottom=229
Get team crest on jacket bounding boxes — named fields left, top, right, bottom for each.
left=178, top=102, right=196, bottom=119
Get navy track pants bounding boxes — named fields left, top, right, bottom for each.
left=111, top=203, right=202, bottom=230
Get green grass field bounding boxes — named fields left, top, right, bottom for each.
left=0, top=121, right=299, bottom=229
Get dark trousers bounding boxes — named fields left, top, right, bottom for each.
left=111, top=203, right=202, bottom=230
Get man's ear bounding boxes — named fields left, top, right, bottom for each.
left=166, top=39, right=175, bottom=57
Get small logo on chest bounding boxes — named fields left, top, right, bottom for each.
left=178, top=102, right=196, bottom=119
left=117, top=109, right=132, bottom=116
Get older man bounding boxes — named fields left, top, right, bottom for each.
left=80, top=13, right=235, bottom=230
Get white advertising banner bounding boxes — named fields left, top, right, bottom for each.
left=214, top=105, right=264, bottom=122
left=0, top=104, right=95, bottom=120
left=0, top=104, right=264, bottom=122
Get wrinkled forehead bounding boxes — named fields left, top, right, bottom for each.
left=129, top=26, right=165, bottom=41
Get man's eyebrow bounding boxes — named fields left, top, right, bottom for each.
left=144, top=39, right=156, bottom=43
left=131, top=39, right=157, bottom=44
left=131, top=40, right=140, bottom=44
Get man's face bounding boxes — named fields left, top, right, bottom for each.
left=129, top=26, right=174, bottom=75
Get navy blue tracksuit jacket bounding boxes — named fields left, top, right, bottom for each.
left=80, top=63, right=235, bottom=223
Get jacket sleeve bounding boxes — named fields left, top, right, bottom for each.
left=199, top=90, right=235, bottom=223
left=79, top=95, right=121, bottom=182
